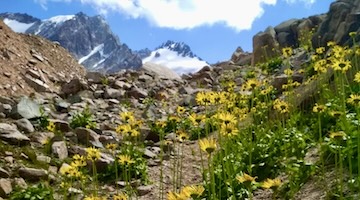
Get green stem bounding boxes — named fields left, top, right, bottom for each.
left=92, top=160, right=98, bottom=196
left=208, top=154, right=216, bottom=200
left=159, top=130, right=165, bottom=200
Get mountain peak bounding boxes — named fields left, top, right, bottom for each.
left=157, top=40, right=197, bottom=58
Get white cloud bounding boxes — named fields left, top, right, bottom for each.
left=34, top=0, right=316, bottom=31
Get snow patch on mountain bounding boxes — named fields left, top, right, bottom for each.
left=3, top=19, right=35, bottom=33
left=78, top=43, right=104, bottom=64
left=143, top=48, right=208, bottom=74
left=46, top=15, right=75, bottom=25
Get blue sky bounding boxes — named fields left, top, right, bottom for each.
left=0, top=0, right=334, bottom=64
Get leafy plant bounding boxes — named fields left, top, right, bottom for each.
left=10, top=183, right=54, bottom=200
left=69, top=105, right=96, bottom=129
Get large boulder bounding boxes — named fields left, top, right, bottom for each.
left=251, top=26, right=280, bottom=65
left=0, top=123, right=30, bottom=145
left=141, top=62, right=181, bottom=80
left=312, top=0, right=360, bottom=47
left=10, top=97, right=41, bottom=120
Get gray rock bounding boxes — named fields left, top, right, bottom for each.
left=126, top=87, right=148, bottom=99
left=86, top=71, right=105, bottom=84
left=137, top=185, right=154, bottom=196
left=252, top=26, right=280, bottom=65
left=94, top=90, right=105, bottom=98
left=141, top=62, right=181, bottom=80
left=13, top=178, right=27, bottom=189
left=36, top=155, right=51, bottom=163
left=24, top=74, right=50, bottom=92
left=75, top=127, right=103, bottom=148
left=143, top=148, right=157, bottom=159
left=11, top=97, right=41, bottom=119
left=18, top=167, right=48, bottom=182
left=54, top=100, right=70, bottom=113
left=30, top=131, right=55, bottom=144
left=61, top=78, right=88, bottom=97
left=313, top=0, right=360, bottom=47
left=15, top=118, right=35, bottom=134
left=0, top=179, right=12, bottom=198
left=104, top=88, right=125, bottom=99
left=113, top=80, right=131, bottom=90
left=0, top=97, right=15, bottom=106
left=50, top=119, right=71, bottom=132
left=0, top=123, right=30, bottom=145
left=0, top=168, right=9, bottom=178
left=52, top=141, right=68, bottom=160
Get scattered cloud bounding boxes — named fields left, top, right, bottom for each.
left=34, top=0, right=316, bottom=31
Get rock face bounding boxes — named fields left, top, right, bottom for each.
left=312, top=0, right=360, bottom=47
left=250, top=0, right=360, bottom=66
left=252, top=27, right=280, bottom=65
left=0, top=12, right=142, bottom=73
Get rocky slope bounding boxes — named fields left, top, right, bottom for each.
left=0, top=20, right=85, bottom=97
left=0, top=12, right=142, bottom=73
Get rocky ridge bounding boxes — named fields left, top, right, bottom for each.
left=0, top=20, right=85, bottom=97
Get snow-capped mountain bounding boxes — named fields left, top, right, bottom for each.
left=0, top=12, right=142, bottom=73
left=142, top=40, right=209, bottom=74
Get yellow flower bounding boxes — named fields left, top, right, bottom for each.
left=273, top=99, right=289, bottom=114
left=347, top=94, right=360, bottom=106
left=313, top=103, right=326, bottom=113
left=71, top=154, right=86, bottom=167
left=329, top=110, right=343, bottom=118
left=314, top=59, right=328, bottom=73
left=86, top=147, right=101, bottom=161
left=329, top=131, right=346, bottom=140
left=311, top=54, right=319, bottom=61
left=236, top=173, right=257, bottom=184
left=156, top=120, right=167, bottom=128
left=119, top=124, right=139, bottom=137
left=176, top=106, right=186, bottom=114
left=118, top=155, right=135, bottom=165
left=84, top=195, right=107, bottom=200
left=245, top=78, right=261, bottom=90
left=316, top=47, right=325, bottom=54
left=356, top=48, right=360, bottom=56
left=217, top=112, right=237, bottom=125
left=327, top=41, right=336, bottom=47
left=120, top=111, right=135, bottom=123
left=60, top=164, right=82, bottom=178
left=188, top=113, right=206, bottom=126
left=354, top=72, right=360, bottom=83
left=199, top=137, right=217, bottom=155
left=106, top=143, right=118, bottom=152
left=113, top=192, right=128, bottom=200
left=284, top=68, right=293, bottom=76
left=349, top=31, right=357, bottom=38
left=182, top=185, right=205, bottom=198
left=262, top=178, right=281, bottom=190
left=169, top=115, right=180, bottom=123
left=177, top=131, right=189, bottom=142
left=220, top=123, right=239, bottom=136
left=116, top=124, right=131, bottom=134
left=196, top=91, right=214, bottom=105
left=282, top=47, right=293, bottom=58
left=47, top=121, right=56, bottom=132
left=332, top=59, right=351, bottom=73
left=167, top=191, right=187, bottom=200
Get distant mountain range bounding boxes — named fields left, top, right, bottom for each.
left=0, top=12, right=209, bottom=74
